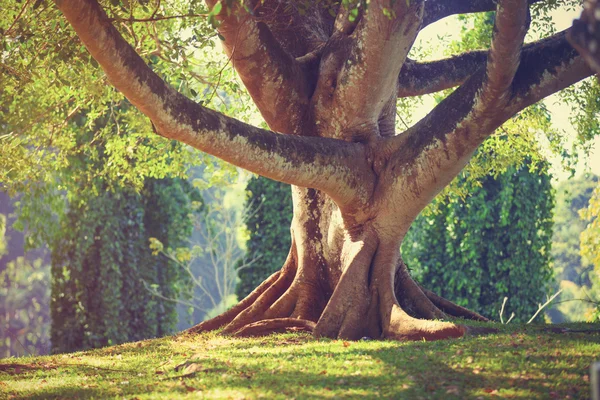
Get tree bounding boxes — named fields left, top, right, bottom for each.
left=552, top=174, right=598, bottom=287
left=403, top=160, right=554, bottom=321
left=548, top=174, right=600, bottom=322
left=9, top=0, right=597, bottom=341
left=0, top=213, right=51, bottom=357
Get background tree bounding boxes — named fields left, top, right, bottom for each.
left=548, top=173, right=600, bottom=322
left=50, top=175, right=197, bottom=353
left=3, top=0, right=599, bottom=341
left=552, top=174, right=598, bottom=286
left=0, top=192, right=53, bottom=357
left=0, top=212, right=51, bottom=357
left=148, top=184, right=254, bottom=329
left=580, top=185, right=600, bottom=321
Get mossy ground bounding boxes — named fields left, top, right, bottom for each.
left=1, top=322, right=599, bottom=399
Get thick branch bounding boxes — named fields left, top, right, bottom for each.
left=56, top=0, right=374, bottom=208
left=312, top=0, right=424, bottom=140
left=479, top=0, right=529, bottom=109
left=397, top=51, right=487, bottom=97
left=567, top=0, right=600, bottom=73
left=507, top=30, right=593, bottom=117
left=422, top=0, right=542, bottom=27
left=339, top=0, right=424, bottom=121
left=207, top=0, right=310, bottom=134
left=402, top=0, right=535, bottom=98
left=387, top=30, right=592, bottom=219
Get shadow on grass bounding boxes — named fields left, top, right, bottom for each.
left=2, top=325, right=599, bottom=399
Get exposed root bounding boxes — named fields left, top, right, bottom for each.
left=185, top=240, right=492, bottom=343
left=314, top=235, right=378, bottom=340
left=420, top=286, right=490, bottom=322
left=185, top=236, right=329, bottom=340
left=289, top=279, right=328, bottom=321
left=184, top=270, right=282, bottom=334
left=231, top=318, right=316, bottom=337
left=385, top=304, right=467, bottom=341
left=262, top=285, right=298, bottom=320
left=394, top=263, right=446, bottom=320
left=375, top=257, right=468, bottom=341
left=221, top=267, right=296, bottom=334
left=219, top=239, right=299, bottom=335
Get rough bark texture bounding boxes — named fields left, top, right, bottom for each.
left=56, top=0, right=593, bottom=341
left=568, top=0, right=600, bottom=73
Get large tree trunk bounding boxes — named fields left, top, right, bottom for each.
left=188, top=185, right=487, bottom=341
left=56, top=0, right=593, bottom=341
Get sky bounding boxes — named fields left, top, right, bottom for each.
left=416, top=8, right=600, bottom=181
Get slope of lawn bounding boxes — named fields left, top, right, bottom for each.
left=1, top=322, right=599, bottom=399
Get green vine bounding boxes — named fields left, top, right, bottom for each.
left=50, top=177, right=197, bottom=353
left=402, top=159, right=554, bottom=322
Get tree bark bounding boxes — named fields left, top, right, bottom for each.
left=56, top=0, right=594, bottom=341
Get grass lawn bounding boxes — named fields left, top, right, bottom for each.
left=1, top=322, right=599, bottom=399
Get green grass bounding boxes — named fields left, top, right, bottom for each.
left=1, top=323, right=599, bottom=399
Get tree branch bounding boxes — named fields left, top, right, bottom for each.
left=422, top=0, right=543, bottom=27
left=567, top=0, right=600, bottom=73
left=108, top=13, right=208, bottom=23
left=397, top=51, right=487, bottom=97
left=207, top=0, right=311, bottom=135
left=56, top=0, right=374, bottom=208
left=506, top=30, right=593, bottom=116
left=479, top=0, right=529, bottom=109
left=312, top=0, right=424, bottom=140
left=386, top=29, right=592, bottom=220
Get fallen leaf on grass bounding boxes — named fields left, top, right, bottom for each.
left=182, top=382, right=200, bottom=392
left=446, top=386, right=460, bottom=395
left=319, top=370, right=327, bottom=375
left=174, top=360, right=203, bottom=373
left=239, top=372, right=254, bottom=379
left=183, top=363, right=206, bottom=374
left=82, top=384, right=98, bottom=389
